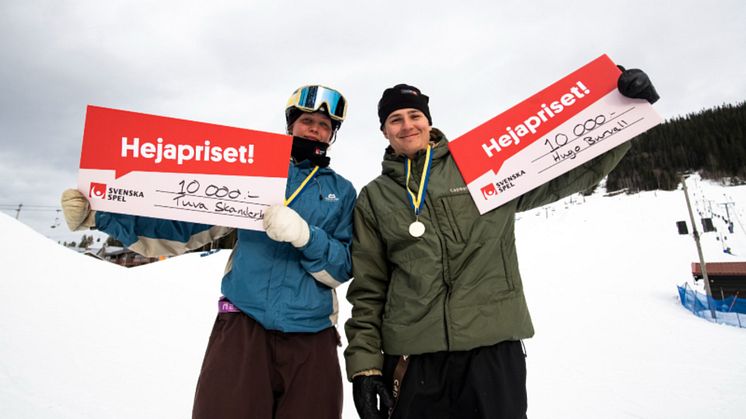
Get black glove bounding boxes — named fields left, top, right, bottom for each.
left=617, top=65, right=659, bottom=104
left=352, top=375, right=394, bottom=419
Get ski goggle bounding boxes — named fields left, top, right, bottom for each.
left=286, top=85, right=347, bottom=122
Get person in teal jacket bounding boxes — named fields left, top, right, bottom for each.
left=61, top=85, right=356, bottom=419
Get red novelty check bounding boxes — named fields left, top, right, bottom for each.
left=449, top=54, right=663, bottom=214
left=78, top=106, right=292, bottom=230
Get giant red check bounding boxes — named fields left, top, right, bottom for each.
left=78, top=106, right=292, bottom=230
left=449, top=54, right=663, bottom=214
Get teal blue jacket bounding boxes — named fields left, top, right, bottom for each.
left=97, top=161, right=356, bottom=332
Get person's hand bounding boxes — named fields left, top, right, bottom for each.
left=617, top=65, right=659, bottom=104
left=352, top=375, right=394, bottom=419
left=262, top=205, right=310, bottom=247
left=60, top=188, right=96, bottom=231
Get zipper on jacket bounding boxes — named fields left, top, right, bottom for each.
left=441, top=198, right=465, bottom=242
left=427, top=195, right=453, bottom=351
left=313, top=177, right=323, bottom=200
left=444, top=281, right=453, bottom=351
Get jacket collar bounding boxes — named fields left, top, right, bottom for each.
left=292, top=158, right=332, bottom=173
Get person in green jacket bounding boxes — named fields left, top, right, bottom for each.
left=345, top=70, right=659, bottom=419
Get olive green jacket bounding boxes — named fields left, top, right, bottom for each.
left=344, top=128, right=630, bottom=380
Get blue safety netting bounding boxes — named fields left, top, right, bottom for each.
left=677, top=283, right=746, bottom=328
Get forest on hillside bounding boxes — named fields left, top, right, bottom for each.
left=605, top=101, right=746, bottom=193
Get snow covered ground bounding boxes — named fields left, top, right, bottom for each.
left=2, top=175, right=745, bottom=419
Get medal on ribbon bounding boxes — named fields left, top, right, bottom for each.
left=405, top=145, right=432, bottom=238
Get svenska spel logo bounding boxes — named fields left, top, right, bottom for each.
left=481, top=183, right=498, bottom=200
left=89, top=183, right=107, bottom=199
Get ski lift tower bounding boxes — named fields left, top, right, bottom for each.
left=682, top=175, right=715, bottom=317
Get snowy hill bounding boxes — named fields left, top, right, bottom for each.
left=2, top=176, right=746, bottom=418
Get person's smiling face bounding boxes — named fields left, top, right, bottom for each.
left=382, top=108, right=431, bottom=158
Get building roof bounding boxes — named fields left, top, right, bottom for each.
left=692, top=262, right=746, bottom=277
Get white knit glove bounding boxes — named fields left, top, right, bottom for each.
left=263, top=205, right=310, bottom=248
left=60, top=188, right=97, bottom=231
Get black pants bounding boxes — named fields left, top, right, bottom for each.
left=383, top=340, right=527, bottom=419
left=192, top=313, right=343, bottom=419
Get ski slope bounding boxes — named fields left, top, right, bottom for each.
left=2, top=175, right=745, bottom=418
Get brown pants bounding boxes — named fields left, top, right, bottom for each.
left=192, top=313, right=343, bottom=419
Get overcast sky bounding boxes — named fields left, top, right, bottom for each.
left=1, top=0, right=744, bottom=243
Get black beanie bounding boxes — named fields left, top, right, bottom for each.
left=377, top=84, right=432, bottom=130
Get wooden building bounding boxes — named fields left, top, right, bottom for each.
left=692, top=262, right=746, bottom=299
left=83, top=245, right=160, bottom=267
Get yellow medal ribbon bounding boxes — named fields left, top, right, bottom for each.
left=284, top=166, right=319, bottom=206
left=405, top=145, right=432, bottom=216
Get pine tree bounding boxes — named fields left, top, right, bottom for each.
left=79, top=234, right=94, bottom=249
left=606, top=101, right=746, bottom=193
left=105, top=235, right=124, bottom=247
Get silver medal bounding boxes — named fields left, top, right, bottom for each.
left=409, top=221, right=426, bottom=237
